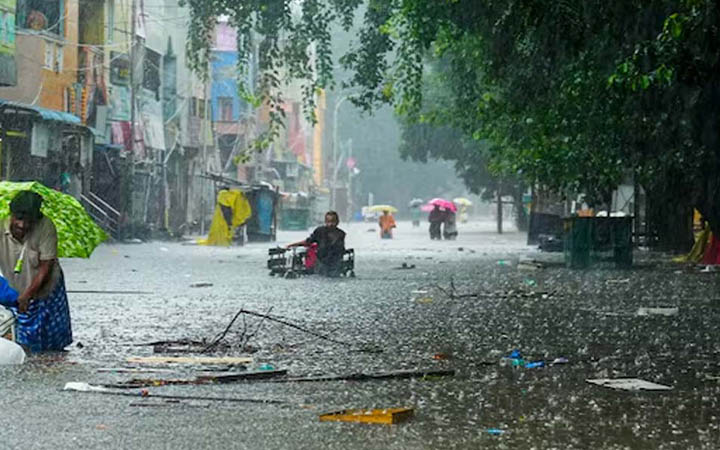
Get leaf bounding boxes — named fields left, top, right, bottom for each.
left=640, top=75, right=650, bottom=90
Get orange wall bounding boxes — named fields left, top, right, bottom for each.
left=39, top=0, right=79, bottom=110
left=0, top=0, right=79, bottom=112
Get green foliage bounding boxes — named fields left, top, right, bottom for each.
left=185, top=0, right=720, bottom=241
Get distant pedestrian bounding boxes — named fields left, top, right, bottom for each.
left=443, top=211, right=458, bottom=240
left=428, top=205, right=445, bottom=240
left=378, top=210, right=396, bottom=239
left=410, top=207, right=421, bottom=228
left=458, top=205, right=469, bottom=223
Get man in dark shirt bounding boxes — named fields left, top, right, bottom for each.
left=287, top=211, right=346, bottom=277
left=428, top=205, right=445, bottom=240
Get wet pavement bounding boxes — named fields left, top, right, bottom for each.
left=2, top=219, right=720, bottom=449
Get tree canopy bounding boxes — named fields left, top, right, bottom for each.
left=185, top=0, right=720, bottom=246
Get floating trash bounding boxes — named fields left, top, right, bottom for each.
left=586, top=378, right=672, bottom=391
left=636, top=307, right=679, bottom=317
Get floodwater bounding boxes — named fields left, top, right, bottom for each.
left=1, top=219, right=720, bottom=449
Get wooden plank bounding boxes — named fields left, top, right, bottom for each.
left=320, top=407, right=414, bottom=424
left=269, top=368, right=455, bottom=383
left=195, top=369, right=288, bottom=383
left=103, top=370, right=287, bottom=389
left=126, top=356, right=253, bottom=365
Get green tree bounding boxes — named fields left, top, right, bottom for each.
left=185, top=0, right=720, bottom=249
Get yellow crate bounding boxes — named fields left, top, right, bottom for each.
left=319, top=407, right=414, bottom=425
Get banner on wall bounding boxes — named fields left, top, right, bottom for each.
left=0, top=0, right=17, bottom=86
left=109, top=86, right=131, bottom=121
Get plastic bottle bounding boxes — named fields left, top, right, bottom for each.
left=499, top=357, right=525, bottom=367
left=525, top=361, right=545, bottom=369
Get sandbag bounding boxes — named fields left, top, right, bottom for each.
left=0, top=337, right=25, bottom=365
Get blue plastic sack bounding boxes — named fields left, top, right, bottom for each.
left=0, top=277, right=19, bottom=308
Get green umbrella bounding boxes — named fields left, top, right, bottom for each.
left=0, top=181, right=108, bottom=259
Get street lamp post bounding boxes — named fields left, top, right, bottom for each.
left=331, top=93, right=354, bottom=212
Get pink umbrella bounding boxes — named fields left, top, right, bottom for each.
left=423, top=198, right=457, bottom=213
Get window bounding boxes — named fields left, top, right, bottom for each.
left=109, top=52, right=130, bottom=85
left=54, top=43, right=63, bottom=72
left=197, top=97, right=205, bottom=119
left=190, top=97, right=210, bottom=118
left=43, top=41, right=53, bottom=68
left=219, top=97, right=233, bottom=121
left=1, top=10, right=17, bottom=48
left=17, top=0, right=63, bottom=36
left=142, top=48, right=161, bottom=96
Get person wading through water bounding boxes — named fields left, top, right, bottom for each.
left=378, top=210, right=397, bottom=239
left=428, top=205, right=445, bottom=240
left=0, top=191, right=72, bottom=352
left=287, top=211, right=346, bottom=277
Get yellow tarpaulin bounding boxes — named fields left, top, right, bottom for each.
left=673, top=226, right=712, bottom=264
left=198, top=189, right=252, bottom=246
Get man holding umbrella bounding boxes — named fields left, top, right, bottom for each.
left=0, top=191, right=72, bottom=352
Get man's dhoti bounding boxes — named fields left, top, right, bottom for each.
left=14, top=275, right=72, bottom=352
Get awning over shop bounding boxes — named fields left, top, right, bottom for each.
left=0, top=99, right=82, bottom=125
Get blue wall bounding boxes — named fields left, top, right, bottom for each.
left=210, top=51, right=246, bottom=121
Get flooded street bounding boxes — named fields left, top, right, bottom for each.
left=2, top=220, right=720, bottom=449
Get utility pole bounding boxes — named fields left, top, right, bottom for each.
left=331, top=93, right=353, bottom=211
left=200, top=77, right=210, bottom=236
left=497, top=178, right=503, bottom=234
left=125, top=0, right=137, bottom=231
left=346, top=138, right=353, bottom=223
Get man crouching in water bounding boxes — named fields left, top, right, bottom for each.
left=287, top=211, right=345, bottom=277
left=0, top=191, right=72, bottom=352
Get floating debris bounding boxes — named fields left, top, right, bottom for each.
left=586, top=378, right=672, bottom=391
left=636, top=307, right=679, bottom=317
left=126, top=356, right=253, bottom=365
left=319, top=407, right=414, bottom=425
